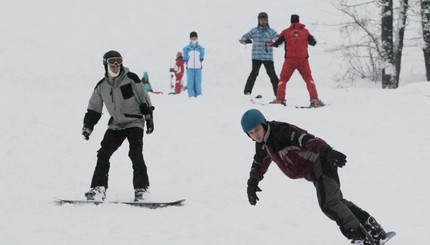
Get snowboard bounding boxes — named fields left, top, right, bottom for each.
left=359, top=230, right=396, bottom=245
left=380, top=231, right=396, bottom=245
left=54, top=198, right=185, bottom=209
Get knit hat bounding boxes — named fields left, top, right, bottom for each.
left=241, top=109, right=267, bottom=132
left=190, top=31, right=198, bottom=38
left=291, top=14, right=300, bottom=23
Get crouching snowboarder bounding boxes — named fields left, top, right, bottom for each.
left=240, top=109, right=388, bottom=244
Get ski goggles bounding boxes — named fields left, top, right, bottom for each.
left=106, top=57, right=123, bottom=66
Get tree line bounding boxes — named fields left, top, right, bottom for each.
left=331, top=0, right=429, bottom=88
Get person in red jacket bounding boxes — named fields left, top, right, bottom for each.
left=241, top=109, right=388, bottom=245
left=269, top=14, right=324, bottom=107
left=169, top=52, right=185, bottom=94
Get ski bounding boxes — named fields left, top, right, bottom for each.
left=54, top=198, right=186, bottom=209
left=249, top=94, right=265, bottom=105
left=294, top=103, right=329, bottom=109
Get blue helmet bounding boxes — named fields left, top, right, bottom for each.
left=241, top=109, right=267, bottom=132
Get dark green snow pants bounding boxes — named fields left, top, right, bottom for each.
left=311, top=159, right=370, bottom=239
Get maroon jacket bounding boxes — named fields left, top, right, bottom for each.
left=249, top=121, right=327, bottom=182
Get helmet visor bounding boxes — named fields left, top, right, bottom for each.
left=107, top=57, right=123, bottom=66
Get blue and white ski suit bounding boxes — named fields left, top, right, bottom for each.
left=183, top=41, right=205, bottom=97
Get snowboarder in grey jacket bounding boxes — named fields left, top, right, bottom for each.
left=240, top=12, right=279, bottom=96
left=82, top=50, right=154, bottom=202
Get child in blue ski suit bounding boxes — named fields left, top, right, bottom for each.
left=183, top=31, right=205, bottom=97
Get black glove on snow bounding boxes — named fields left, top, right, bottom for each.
left=321, top=146, right=347, bottom=168
left=145, top=115, right=154, bottom=134
left=82, top=125, right=93, bottom=140
left=247, top=179, right=262, bottom=205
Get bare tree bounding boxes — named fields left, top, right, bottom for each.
left=380, top=0, right=396, bottom=88
left=332, top=0, right=382, bottom=82
left=394, top=0, right=409, bottom=85
left=381, top=0, right=409, bottom=88
left=421, top=0, right=430, bottom=80
left=333, top=0, right=409, bottom=88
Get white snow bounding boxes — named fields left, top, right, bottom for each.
left=1, top=0, right=429, bottom=244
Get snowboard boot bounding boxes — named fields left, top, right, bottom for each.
left=349, top=231, right=373, bottom=245
left=134, top=188, right=148, bottom=202
left=269, top=99, right=286, bottom=106
left=350, top=240, right=372, bottom=245
left=364, top=216, right=387, bottom=243
left=342, top=226, right=372, bottom=245
left=310, top=98, right=325, bottom=108
left=85, top=186, right=106, bottom=201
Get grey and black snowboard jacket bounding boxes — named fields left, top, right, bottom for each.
left=83, top=67, right=153, bottom=131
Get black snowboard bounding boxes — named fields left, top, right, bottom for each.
left=54, top=198, right=185, bottom=209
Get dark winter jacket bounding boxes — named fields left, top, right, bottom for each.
left=249, top=121, right=328, bottom=182
left=272, top=23, right=316, bottom=59
left=83, top=67, right=153, bottom=130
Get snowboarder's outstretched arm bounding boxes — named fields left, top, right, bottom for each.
left=247, top=144, right=272, bottom=205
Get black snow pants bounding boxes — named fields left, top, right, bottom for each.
left=90, top=127, right=149, bottom=189
left=244, top=60, right=279, bottom=96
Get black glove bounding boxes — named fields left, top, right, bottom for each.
left=82, top=125, right=93, bottom=140
left=140, top=103, right=155, bottom=115
left=321, top=146, right=347, bottom=168
left=145, top=116, right=154, bottom=134
left=239, top=39, right=252, bottom=44
left=247, top=179, right=262, bottom=205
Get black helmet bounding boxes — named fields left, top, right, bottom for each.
left=103, top=50, right=122, bottom=67
left=258, top=12, right=268, bottom=19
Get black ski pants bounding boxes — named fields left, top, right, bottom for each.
left=311, top=159, right=370, bottom=239
left=90, top=127, right=149, bottom=189
left=244, top=59, right=279, bottom=96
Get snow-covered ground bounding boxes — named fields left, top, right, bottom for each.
left=1, top=0, right=429, bottom=244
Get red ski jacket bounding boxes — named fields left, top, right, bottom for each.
left=272, top=23, right=316, bottom=59
left=249, top=121, right=328, bottom=182
left=171, top=57, right=184, bottom=77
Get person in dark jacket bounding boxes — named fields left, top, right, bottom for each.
left=82, top=50, right=154, bottom=202
left=268, top=14, right=324, bottom=107
left=240, top=109, right=387, bottom=244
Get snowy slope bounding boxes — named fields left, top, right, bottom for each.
left=1, top=0, right=429, bottom=244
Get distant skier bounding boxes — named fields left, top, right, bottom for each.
left=82, top=50, right=154, bottom=202
left=141, top=71, right=153, bottom=92
left=183, top=31, right=205, bottom=97
left=268, top=14, right=324, bottom=107
left=239, top=12, right=279, bottom=97
left=240, top=109, right=387, bottom=245
left=169, top=52, right=185, bottom=94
